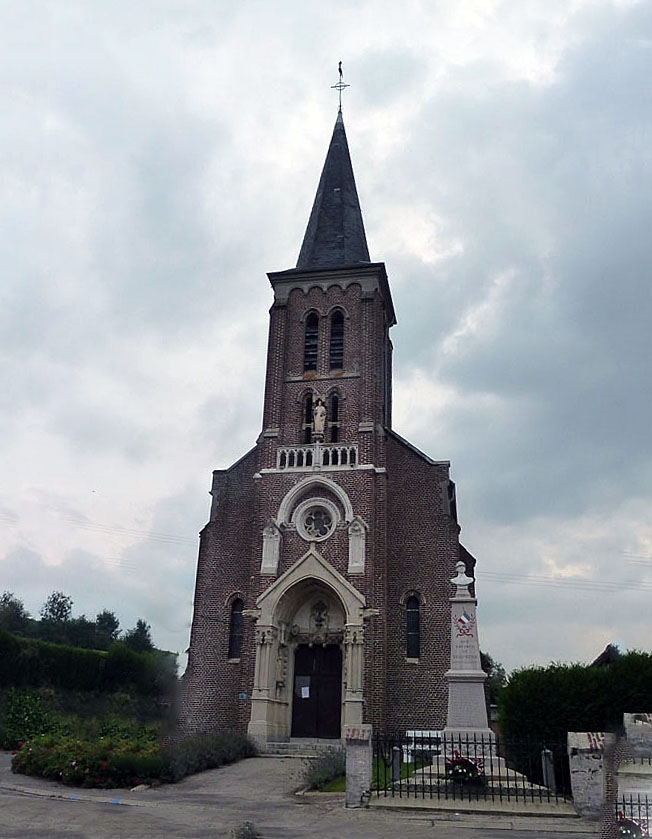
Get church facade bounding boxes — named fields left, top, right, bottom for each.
left=180, top=110, right=476, bottom=742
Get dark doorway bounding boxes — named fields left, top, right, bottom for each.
left=291, top=644, right=342, bottom=738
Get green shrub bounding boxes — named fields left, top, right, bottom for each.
left=12, top=731, right=163, bottom=788
left=11, top=728, right=256, bottom=789
left=160, top=732, right=258, bottom=783
left=302, top=747, right=345, bottom=790
left=499, top=651, right=652, bottom=740
left=0, top=689, right=57, bottom=749
left=0, top=630, right=173, bottom=698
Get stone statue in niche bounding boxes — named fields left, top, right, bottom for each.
left=310, top=600, right=329, bottom=631
left=313, top=398, right=326, bottom=437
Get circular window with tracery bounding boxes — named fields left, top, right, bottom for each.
left=294, top=498, right=339, bottom=542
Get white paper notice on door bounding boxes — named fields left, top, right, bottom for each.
left=301, top=685, right=310, bottom=699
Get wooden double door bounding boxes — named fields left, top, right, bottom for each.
left=291, top=644, right=342, bottom=739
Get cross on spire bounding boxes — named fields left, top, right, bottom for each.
left=331, top=60, right=350, bottom=113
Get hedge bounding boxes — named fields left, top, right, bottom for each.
left=0, top=631, right=169, bottom=696
left=498, top=651, right=652, bottom=741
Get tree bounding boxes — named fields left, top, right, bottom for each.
left=0, top=591, right=30, bottom=635
left=480, top=650, right=507, bottom=706
left=123, top=619, right=154, bottom=653
left=40, top=591, right=73, bottom=623
left=95, top=610, right=120, bottom=649
left=66, top=615, right=98, bottom=649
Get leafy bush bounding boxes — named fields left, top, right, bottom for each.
left=0, top=630, right=174, bottom=698
left=11, top=728, right=257, bottom=789
left=499, top=651, right=652, bottom=741
left=302, top=747, right=346, bottom=790
left=160, top=732, right=258, bottom=783
left=0, top=689, right=57, bottom=749
left=12, top=729, right=163, bottom=788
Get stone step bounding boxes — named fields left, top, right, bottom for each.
left=261, top=739, right=344, bottom=758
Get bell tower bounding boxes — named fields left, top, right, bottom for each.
left=259, top=110, right=396, bottom=471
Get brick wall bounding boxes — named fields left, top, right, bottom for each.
left=181, top=263, right=469, bottom=738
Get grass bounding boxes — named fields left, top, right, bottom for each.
left=305, top=754, right=429, bottom=793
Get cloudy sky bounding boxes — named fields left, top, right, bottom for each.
left=2, top=0, right=651, bottom=674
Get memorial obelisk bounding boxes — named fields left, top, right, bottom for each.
left=444, top=561, right=494, bottom=745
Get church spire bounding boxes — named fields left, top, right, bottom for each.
left=296, top=110, right=371, bottom=270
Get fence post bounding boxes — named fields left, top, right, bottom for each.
left=568, top=732, right=606, bottom=819
left=541, top=748, right=556, bottom=793
left=345, top=724, right=373, bottom=808
left=391, top=746, right=401, bottom=783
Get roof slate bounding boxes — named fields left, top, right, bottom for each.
left=296, top=111, right=371, bottom=270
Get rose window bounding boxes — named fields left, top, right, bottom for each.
left=294, top=500, right=339, bottom=542
left=303, top=507, right=333, bottom=538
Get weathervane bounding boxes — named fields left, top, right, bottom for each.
left=331, top=61, right=350, bottom=112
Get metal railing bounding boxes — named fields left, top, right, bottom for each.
left=618, top=795, right=650, bottom=837
left=373, top=732, right=571, bottom=804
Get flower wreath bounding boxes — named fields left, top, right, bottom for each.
left=445, top=750, right=486, bottom=785
left=618, top=811, right=649, bottom=838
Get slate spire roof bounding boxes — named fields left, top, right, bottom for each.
left=296, top=111, right=371, bottom=270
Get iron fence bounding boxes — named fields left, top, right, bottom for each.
left=373, top=731, right=571, bottom=804
left=618, top=794, right=650, bottom=837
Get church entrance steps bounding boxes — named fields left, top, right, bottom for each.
left=261, top=738, right=343, bottom=758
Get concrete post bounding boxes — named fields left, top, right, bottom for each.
left=345, top=724, right=372, bottom=808
left=567, top=732, right=606, bottom=820
left=391, top=746, right=401, bottom=783
left=541, top=748, right=556, bottom=793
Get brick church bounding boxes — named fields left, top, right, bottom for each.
left=180, top=107, right=477, bottom=743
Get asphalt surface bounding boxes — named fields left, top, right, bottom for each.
left=0, top=751, right=599, bottom=839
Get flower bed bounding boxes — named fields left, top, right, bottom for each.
left=11, top=729, right=257, bottom=789
left=11, top=729, right=162, bottom=788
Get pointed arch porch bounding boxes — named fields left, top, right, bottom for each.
left=247, top=546, right=367, bottom=743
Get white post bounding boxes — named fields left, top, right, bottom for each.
left=345, top=724, right=372, bottom=808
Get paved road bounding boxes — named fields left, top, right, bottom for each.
left=1, top=752, right=597, bottom=839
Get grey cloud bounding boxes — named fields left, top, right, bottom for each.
left=383, top=4, right=652, bottom=526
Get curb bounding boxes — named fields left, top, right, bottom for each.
left=0, top=781, right=154, bottom=808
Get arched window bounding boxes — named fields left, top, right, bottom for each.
left=329, top=393, right=340, bottom=443
left=228, top=598, right=244, bottom=659
left=304, top=313, right=319, bottom=371
left=303, top=392, right=313, bottom=443
left=406, top=595, right=420, bottom=659
left=329, top=310, right=344, bottom=369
